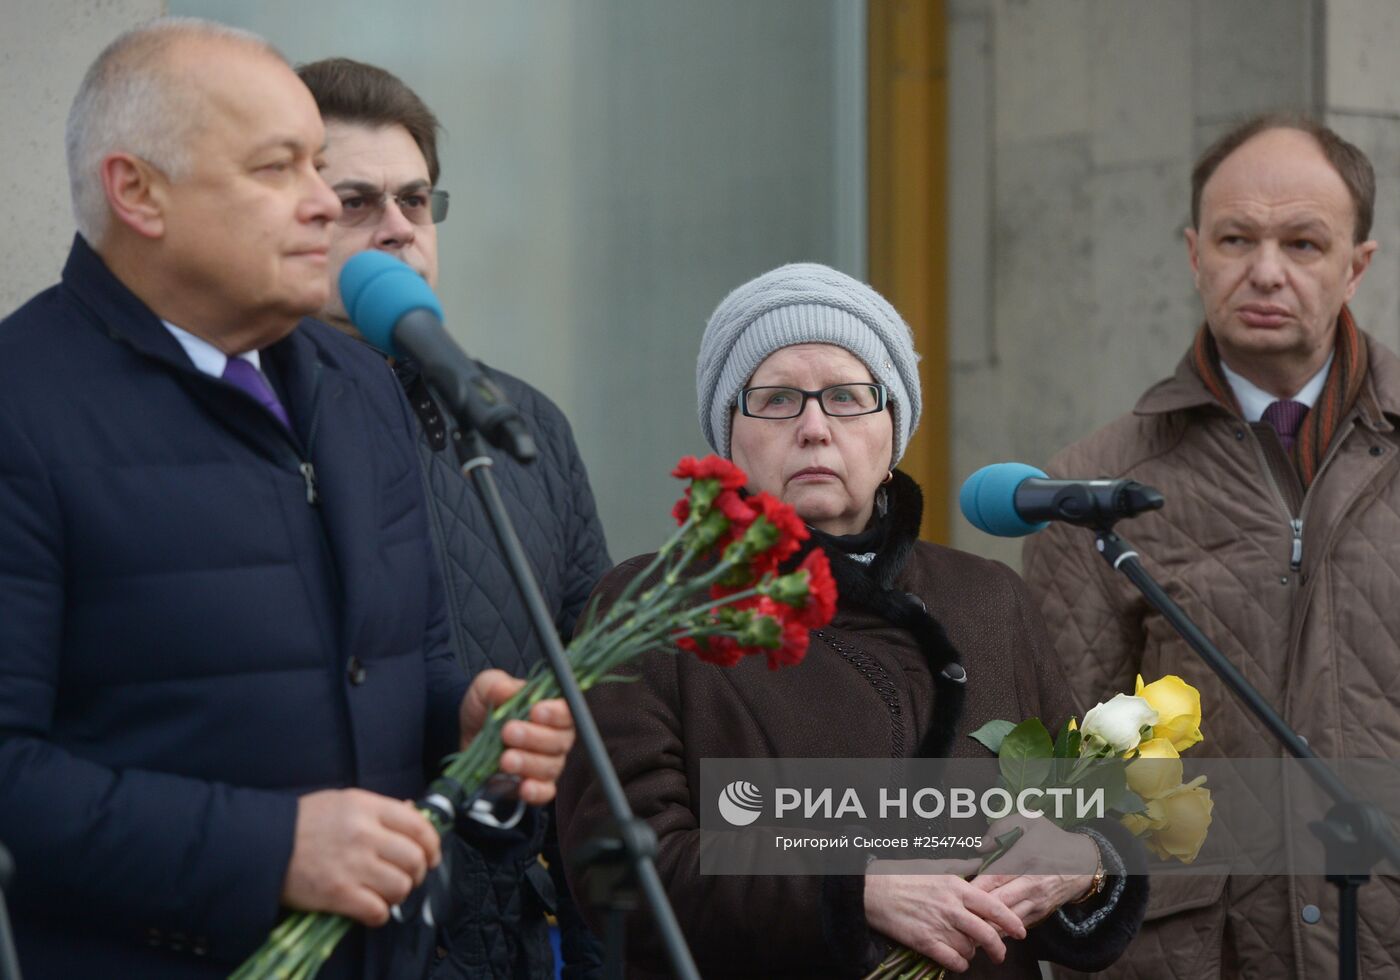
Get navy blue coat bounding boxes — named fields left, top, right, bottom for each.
left=0, top=237, right=470, bottom=978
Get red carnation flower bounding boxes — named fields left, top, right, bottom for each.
left=766, top=618, right=811, bottom=671
left=743, top=492, right=808, bottom=576
left=672, top=455, right=748, bottom=489
left=716, top=489, right=757, bottom=529
left=749, top=492, right=807, bottom=554
left=795, top=549, right=838, bottom=629
left=677, top=632, right=744, bottom=668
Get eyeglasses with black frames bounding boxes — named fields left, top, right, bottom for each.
left=334, top=186, right=450, bottom=228
left=738, top=383, right=888, bottom=419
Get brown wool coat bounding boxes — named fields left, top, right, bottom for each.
left=1023, top=332, right=1400, bottom=980
left=556, top=475, right=1146, bottom=978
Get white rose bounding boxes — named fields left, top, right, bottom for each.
left=1080, top=693, right=1158, bottom=756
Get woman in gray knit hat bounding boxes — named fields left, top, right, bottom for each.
left=556, top=264, right=1146, bottom=979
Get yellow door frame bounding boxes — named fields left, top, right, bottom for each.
left=867, top=0, right=949, bottom=543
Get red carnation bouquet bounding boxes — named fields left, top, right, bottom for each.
left=234, top=455, right=836, bottom=979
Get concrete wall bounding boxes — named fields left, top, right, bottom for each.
left=946, top=0, right=1361, bottom=567
left=0, top=0, right=165, bottom=315
left=168, top=0, right=866, bottom=562
left=1326, top=0, right=1400, bottom=357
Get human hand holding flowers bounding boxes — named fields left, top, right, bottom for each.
left=459, top=670, right=575, bottom=805
left=970, top=812, right=1100, bottom=927
left=863, top=858, right=1025, bottom=974
left=234, top=455, right=836, bottom=979
left=865, top=674, right=1210, bottom=980
left=280, top=789, right=441, bottom=927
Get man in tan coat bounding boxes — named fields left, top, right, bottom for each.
left=1023, top=114, right=1400, bottom=978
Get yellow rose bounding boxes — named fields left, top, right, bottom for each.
left=1126, top=738, right=1183, bottom=801
left=1135, top=674, right=1203, bottom=752
left=1144, top=780, right=1213, bottom=863
left=1121, top=799, right=1167, bottom=836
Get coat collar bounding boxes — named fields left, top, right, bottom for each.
left=805, top=470, right=967, bottom=759
left=1133, top=351, right=1225, bottom=418
left=59, top=234, right=356, bottom=453
left=62, top=234, right=192, bottom=372
left=1135, top=327, right=1400, bottom=435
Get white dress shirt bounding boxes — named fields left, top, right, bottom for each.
left=162, top=320, right=263, bottom=379
left=1220, top=352, right=1333, bottom=422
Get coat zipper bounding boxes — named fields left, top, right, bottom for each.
left=297, top=363, right=325, bottom=506
left=1245, top=419, right=1354, bottom=573
left=1246, top=432, right=1302, bottom=571
left=299, top=462, right=319, bottom=504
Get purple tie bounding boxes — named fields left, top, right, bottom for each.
left=222, top=356, right=291, bottom=431
left=1262, top=399, right=1307, bottom=453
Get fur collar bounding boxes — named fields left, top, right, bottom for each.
left=805, top=470, right=966, bottom=758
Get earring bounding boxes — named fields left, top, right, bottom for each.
left=882, top=470, right=893, bottom=485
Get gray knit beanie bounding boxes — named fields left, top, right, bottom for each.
left=696, top=262, right=922, bottom=463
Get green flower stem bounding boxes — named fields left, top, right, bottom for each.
left=1065, top=749, right=1107, bottom=783
left=864, top=946, right=914, bottom=978
left=570, top=586, right=694, bottom=680
left=671, top=584, right=764, bottom=622
left=287, top=916, right=350, bottom=980
left=590, top=534, right=758, bottom=659
left=230, top=910, right=317, bottom=979
left=568, top=534, right=704, bottom=667
left=574, top=618, right=680, bottom=688
left=233, top=503, right=785, bottom=979
left=596, top=517, right=693, bottom=619
left=571, top=590, right=719, bottom=686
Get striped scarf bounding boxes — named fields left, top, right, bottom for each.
left=1191, top=305, right=1367, bottom=487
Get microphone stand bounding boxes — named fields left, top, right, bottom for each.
left=1090, top=523, right=1400, bottom=980
left=452, top=426, right=700, bottom=980
left=0, top=842, right=22, bottom=980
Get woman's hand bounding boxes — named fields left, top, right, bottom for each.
left=971, top=813, right=1099, bottom=927
left=864, top=858, right=1028, bottom=974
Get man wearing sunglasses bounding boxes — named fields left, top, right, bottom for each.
left=297, top=58, right=611, bottom=980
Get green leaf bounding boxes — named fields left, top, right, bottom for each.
left=998, top=719, right=1055, bottom=796
left=1059, top=756, right=1128, bottom=829
left=1054, top=720, right=1082, bottom=759
left=969, top=719, right=1016, bottom=755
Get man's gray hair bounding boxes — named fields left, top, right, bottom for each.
left=65, top=17, right=285, bottom=244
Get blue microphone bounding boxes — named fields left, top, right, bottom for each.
left=340, top=251, right=536, bottom=462
left=960, top=462, right=1164, bottom=537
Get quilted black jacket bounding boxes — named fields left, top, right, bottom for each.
left=394, top=360, right=612, bottom=979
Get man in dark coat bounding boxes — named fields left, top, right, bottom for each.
left=296, top=57, right=612, bottom=978
left=0, top=19, right=574, bottom=979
